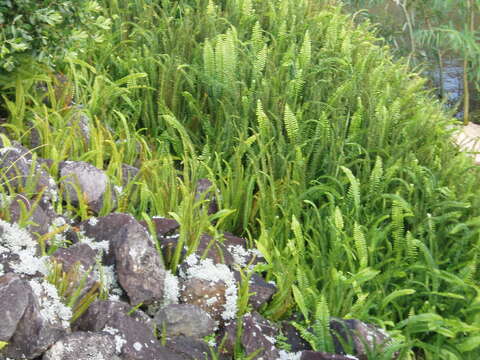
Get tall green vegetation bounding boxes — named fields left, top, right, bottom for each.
left=1, top=0, right=480, bottom=358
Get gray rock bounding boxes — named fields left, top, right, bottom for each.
left=233, top=271, right=276, bottom=310
left=50, top=243, right=98, bottom=298
left=73, top=300, right=154, bottom=333
left=280, top=321, right=311, bottom=352
left=68, top=107, right=91, bottom=144
left=0, top=274, right=65, bottom=359
left=195, top=178, right=218, bottom=215
left=59, top=161, right=116, bottom=214
left=139, top=217, right=179, bottom=237
left=241, top=312, right=279, bottom=359
left=42, top=331, right=121, bottom=360
left=301, top=351, right=359, bottom=360
left=0, top=147, right=57, bottom=199
left=329, top=318, right=395, bottom=360
left=8, top=194, right=51, bottom=236
left=153, top=304, right=216, bottom=338
left=165, top=335, right=212, bottom=360
left=80, top=213, right=137, bottom=265
left=121, top=164, right=139, bottom=187
left=74, top=300, right=182, bottom=360
left=179, top=277, right=227, bottom=322
left=222, top=232, right=264, bottom=266
left=217, top=312, right=279, bottom=359
left=0, top=273, right=31, bottom=341
left=112, top=218, right=166, bottom=306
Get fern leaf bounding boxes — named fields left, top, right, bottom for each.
left=353, top=222, right=368, bottom=269
left=340, top=166, right=361, bottom=216
left=284, top=104, right=299, bottom=144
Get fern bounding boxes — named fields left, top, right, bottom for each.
left=284, top=104, right=299, bottom=144
left=299, top=30, right=311, bottom=69
left=353, top=222, right=368, bottom=269
left=340, top=166, right=361, bottom=217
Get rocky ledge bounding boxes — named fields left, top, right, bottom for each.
left=0, top=136, right=396, bottom=360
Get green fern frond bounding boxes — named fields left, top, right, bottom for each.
left=251, top=21, right=264, bottom=54
left=353, top=222, right=368, bottom=269
left=299, top=30, right=311, bottom=69
left=312, top=295, right=334, bottom=353
left=284, top=104, right=299, bottom=144
left=368, top=156, right=383, bottom=195
left=254, top=44, right=267, bottom=76
left=340, top=166, right=361, bottom=216
left=203, top=39, right=215, bottom=80
left=256, top=99, right=269, bottom=135
left=334, top=206, right=344, bottom=231
left=392, top=200, right=406, bottom=259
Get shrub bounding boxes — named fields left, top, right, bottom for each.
left=0, top=0, right=110, bottom=72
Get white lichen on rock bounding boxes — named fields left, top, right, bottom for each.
left=181, top=254, right=238, bottom=321
left=163, top=270, right=179, bottom=305
left=28, top=278, right=72, bottom=328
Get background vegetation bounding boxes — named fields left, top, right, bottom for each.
left=1, top=0, right=480, bottom=359
left=343, top=0, right=480, bottom=124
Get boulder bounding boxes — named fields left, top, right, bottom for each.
left=74, top=300, right=182, bottom=360
left=153, top=304, right=216, bottom=338
left=42, top=331, right=121, bottom=360
left=329, top=318, right=395, bottom=360
left=0, top=274, right=66, bottom=359
left=59, top=160, right=116, bottom=214
left=217, top=312, right=280, bottom=359
left=195, top=178, right=218, bottom=215
left=0, top=147, right=57, bottom=200
left=112, top=218, right=166, bottom=306
left=165, top=335, right=213, bottom=360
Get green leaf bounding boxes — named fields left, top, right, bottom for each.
left=381, top=289, right=416, bottom=309
left=457, top=336, right=480, bottom=352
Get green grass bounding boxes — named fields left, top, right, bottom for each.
left=1, top=0, right=480, bottom=359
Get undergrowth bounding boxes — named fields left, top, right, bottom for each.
left=1, top=0, right=480, bottom=359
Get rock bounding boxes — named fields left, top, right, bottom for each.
left=0, top=274, right=31, bottom=342
left=74, top=300, right=181, bottom=360
left=50, top=243, right=99, bottom=298
left=165, top=335, right=213, bottom=360
left=195, top=178, right=218, bottom=215
left=280, top=321, right=311, bottom=352
left=217, top=312, right=280, bottom=359
left=0, top=147, right=57, bottom=200
left=42, top=331, right=121, bottom=360
left=179, top=255, right=237, bottom=322
left=140, top=216, right=180, bottom=237
left=8, top=194, right=51, bottom=236
left=121, top=164, right=140, bottom=187
left=196, top=234, right=235, bottom=265
left=73, top=300, right=154, bottom=332
left=0, top=220, right=45, bottom=278
left=153, top=304, right=216, bottom=338
left=112, top=218, right=166, bottom=306
left=180, top=277, right=228, bottom=322
left=0, top=274, right=66, bottom=359
left=59, top=160, right=116, bottom=214
left=80, top=213, right=137, bottom=265
left=233, top=271, right=276, bottom=310
left=329, top=318, right=394, bottom=360
left=222, top=232, right=264, bottom=267
left=68, top=107, right=91, bottom=144
left=300, top=351, right=359, bottom=360
left=241, top=312, right=280, bottom=359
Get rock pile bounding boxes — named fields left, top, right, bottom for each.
left=0, top=136, right=396, bottom=360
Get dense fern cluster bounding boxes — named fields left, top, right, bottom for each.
left=2, top=0, right=480, bottom=358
